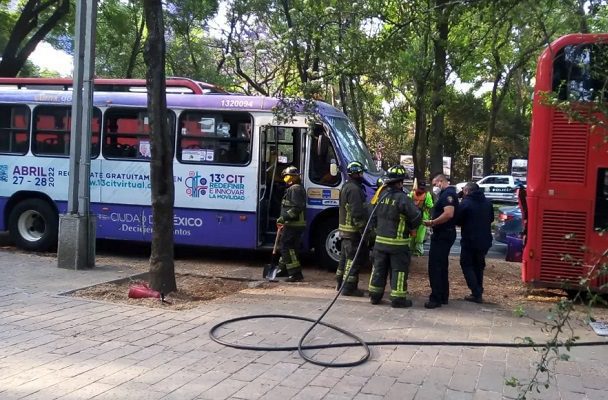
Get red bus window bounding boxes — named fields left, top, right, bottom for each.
left=103, top=108, right=174, bottom=160
left=32, top=106, right=101, bottom=158
left=0, top=105, right=30, bottom=154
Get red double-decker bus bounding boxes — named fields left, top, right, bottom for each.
left=523, top=34, right=608, bottom=293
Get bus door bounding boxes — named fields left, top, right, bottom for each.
left=258, top=125, right=302, bottom=245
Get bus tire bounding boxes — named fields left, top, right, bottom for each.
left=8, top=199, right=58, bottom=252
left=316, top=218, right=340, bottom=271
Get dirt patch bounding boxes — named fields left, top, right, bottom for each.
left=69, top=273, right=265, bottom=310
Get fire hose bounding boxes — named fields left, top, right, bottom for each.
left=209, top=188, right=608, bottom=368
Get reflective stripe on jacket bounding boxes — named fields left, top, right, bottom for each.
left=373, top=187, right=422, bottom=249
left=281, top=183, right=306, bottom=227
left=338, top=178, right=368, bottom=237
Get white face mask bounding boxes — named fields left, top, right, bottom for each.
left=432, top=186, right=441, bottom=195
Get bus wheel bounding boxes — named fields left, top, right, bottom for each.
left=316, top=219, right=340, bottom=271
left=8, top=199, right=58, bottom=252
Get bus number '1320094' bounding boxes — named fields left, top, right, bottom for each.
left=221, top=99, right=254, bottom=108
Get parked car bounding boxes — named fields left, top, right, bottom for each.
left=493, top=205, right=523, bottom=244
left=456, top=174, right=524, bottom=202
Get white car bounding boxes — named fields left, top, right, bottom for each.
left=456, top=175, right=523, bottom=202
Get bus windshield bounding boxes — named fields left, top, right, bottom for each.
left=326, top=116, right=380, bottom=175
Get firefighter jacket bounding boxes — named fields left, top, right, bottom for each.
left=409, top=191, right=434, bottom=220
left=372, top=186, right=422, bottom=250
left=280, top=183, right=306, bottom=227
left=339, top=178, right=369, bottom=238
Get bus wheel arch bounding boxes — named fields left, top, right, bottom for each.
left=311, top=209, right=340, bottom=271
left=7, top=193, right=59, bottom=252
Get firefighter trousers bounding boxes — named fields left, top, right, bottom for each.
left=279, top=226, right=304, bottom=276
left=368, top=247, right=411, bottom=302
left=336, top=235, right=367, bottom=292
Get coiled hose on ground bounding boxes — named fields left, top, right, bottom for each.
left=210, top=188, right=607, bottom=368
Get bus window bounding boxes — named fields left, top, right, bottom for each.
left=31, top=106, right=101, bottom=158
left=553, top=43, right=608, bottom=102
left=103, top=108, right=174, bottom=160
left=177, top=111, right=251, bottom=165
left=0, top=105, right=30, bottom=155
left=309, top=125, right=340, bottom=186
left=594, top=168, right=608, bottom=231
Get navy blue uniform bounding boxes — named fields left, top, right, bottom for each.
left=428, top=186, right=458, bottom=305
left=455, top=189, right=493, bottom=299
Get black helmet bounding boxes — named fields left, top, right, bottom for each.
left=346, top=161, right=366, bottom=175
left=385, top=165, right=407, bottom=184
left=281, top=166, right=300, bottom=177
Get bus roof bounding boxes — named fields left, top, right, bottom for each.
left=0, top=77, right=227, bottom=94
left=0, top=89, right=348, bottom=119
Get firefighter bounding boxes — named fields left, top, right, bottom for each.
left=276, top=166, right=306, bottom=282
left=368, top=165, right=422, bottom=307
left=336, top=161, right=369, bottom=296
left=408, top=180, right=434, bottom=256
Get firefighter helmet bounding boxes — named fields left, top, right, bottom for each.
left=346, top=161, right=366, bottom=175
left=385, top=165, right=407, bottom=183
left=281, top=166, right=300, bottom=177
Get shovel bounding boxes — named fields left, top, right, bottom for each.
left=263, top=225, right=284, bottom=281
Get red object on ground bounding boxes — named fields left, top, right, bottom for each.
left=128, top=283, right=161, bottom=299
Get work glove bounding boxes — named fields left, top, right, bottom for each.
left=276, top=217, right=285, bottom=228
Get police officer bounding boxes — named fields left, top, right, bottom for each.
left=337, top=161, right=369, bottom=296
left=424, top=173, right=459, bottom=309
left=454, top=182, right=493, bottom=303
left=369, top=165, right=421, bottom=308
left=276, top=166, right=306, bottom=282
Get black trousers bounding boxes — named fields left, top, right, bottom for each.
left=369, top=247, right=411, bottom=301
left=337, top=235, right=367, bottom=291
left=428, top=228, right=456, bottom=303
left=279, top=226, right=304, bottom=275
left=460, top=245, right=487, bottom=298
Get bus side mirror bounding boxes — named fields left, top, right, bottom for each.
left=330, top=159, right=338, bottom=177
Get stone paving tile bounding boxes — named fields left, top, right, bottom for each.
left=1, top=251, right=608, bottom=400
left=384, top=381, right=419, bottom=399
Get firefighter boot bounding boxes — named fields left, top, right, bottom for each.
left=391, top=298, right=413, bottom=308
left=285, top=272, right=304, bottom=282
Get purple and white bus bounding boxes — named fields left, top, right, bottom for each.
left=0, top=88, right=381, bottom=268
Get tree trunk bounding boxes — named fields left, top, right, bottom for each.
left=0, top=0, right=70, bottom=77
left=348, top=76, right=360, bottom=135
left=125, top=12, right=146, bottom=79
left=143, top=0, right=177, bottom=295
left=413, top=80, right=428, bottom=182
left=428, top=0, right=450, bottom=177
left=339, top=76, right=348, bottom=115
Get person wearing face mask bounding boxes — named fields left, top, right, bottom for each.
left=336, top=161, right=369, bottom=296
left=408, top=180, right=434, bottom=256
left=423, top=173, right=459, bottom=309
left=275, top=166, right=307, bottom=282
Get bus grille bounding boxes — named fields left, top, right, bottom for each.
left=539, top=210, right=587, bottom=284
left=549, top=110, right=588, bottom=182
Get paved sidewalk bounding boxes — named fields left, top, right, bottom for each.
left=1, top=249, right=607, bottom=400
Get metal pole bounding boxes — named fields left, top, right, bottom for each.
left=57, top=0, right=97, bottom=270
